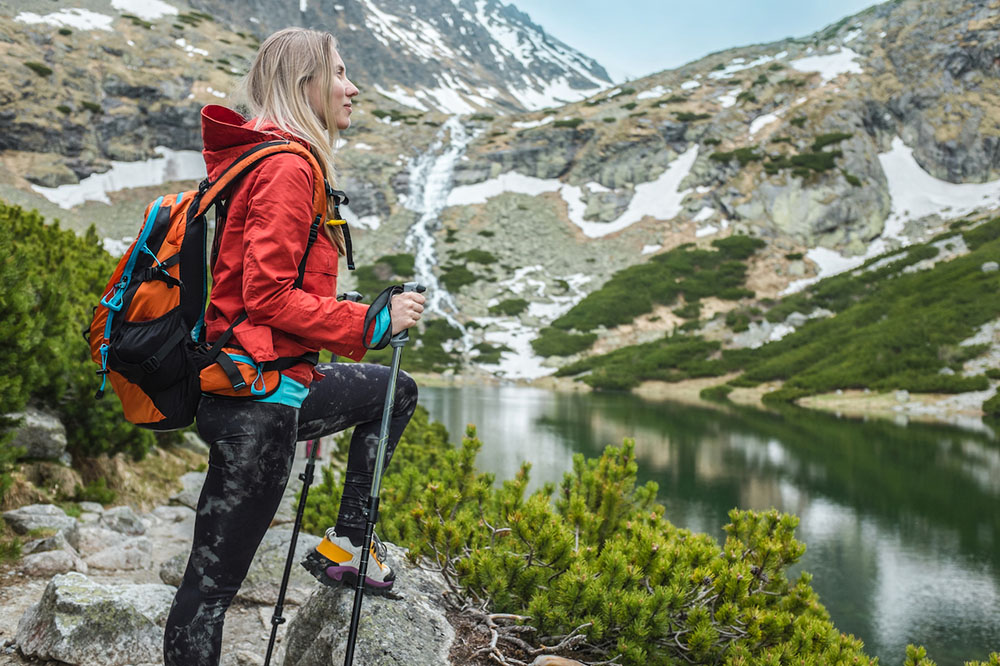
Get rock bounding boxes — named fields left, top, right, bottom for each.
left=2, top=504, right=76, bottom=535
left=982, top=261, right=999, bottom=273
left=236, top=527, right=322, bottom=606
left=22, top=530, right=75, bottom=556
left=282, top=543, right=454, bottom=666
left=100, top=505, right=147, bottom=536
left=20, top=549, right=88, bottom=577
left=785, top=311, right=809, bottom=328
left=78, top=502, right=104, bottom=514
left=85, top=536, right=154, bottom=571
left=66, top=524, right=126, bottom=556
left=531, top=658, right=586, bottom=666
left=151, top=505, right=194, bottom=523
left=178, top=431, right=210, bottom=456
left=159, top=552, right=187, bottom=587
left=15, top=572, right=174, bottom=666
left=171, top=471, right=206, bottom=510
left=939, top=367, right=956, bottom=375
left=2, top=408, right=68, bottom=461
left=896, top=390, right=910, bottom=403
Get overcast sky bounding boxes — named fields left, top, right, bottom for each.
left=511, top=0, right=883, bottom=82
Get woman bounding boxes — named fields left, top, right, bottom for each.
left=163, top=28, right=425, bottom=665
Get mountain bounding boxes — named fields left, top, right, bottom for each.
left=3, top=0, right=1000, bottom=398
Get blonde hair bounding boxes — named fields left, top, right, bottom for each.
left=235, top=27, right=347, bottom=253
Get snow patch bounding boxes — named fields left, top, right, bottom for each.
left=680, top=80, right=701, bottom=90
left=642, top=244, right=662, bottom=255
left=637, top=85, right=668, bottom=101
left=375, top=84, right=428, bottom=111
left=749, top=111, right=783, bottom=136
left=16, top=8, right=113, bottom=31
left=175, top=38, right=209, bottom=57
left=512, top=116, right=554, bottom=130
left=31, top=147, right=206, bottom=209
left=692, top=207, right=715, bottom=223
left=789, top=48, right=863, bottom=84
left=718, top=88, right=740, bottom=109
left=110, top=0, right=178, bottom=21
left=447, top=146, right=699, bottom=239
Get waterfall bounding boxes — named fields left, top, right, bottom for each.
left=402, top=116, right=477, bottom=347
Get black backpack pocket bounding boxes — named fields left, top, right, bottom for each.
left=108, top=308, right=194, bottom=393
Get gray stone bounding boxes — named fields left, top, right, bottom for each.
left=85, top=536, right=153, bottom=571
left=171, top=471, right=206, bottom=510
left=151, top=505, right=195, bottom=523
left=1, top=408, right=67, bottom=461
left=20, top=549, right=88, bottom=577
left=981, top=261, right=999, bottom=273
left=236, top=527, right=322, bottom=606
left=283, top=543, right=453, bottom=666
left=22, top=530, right=75, bottom=556
left=78, top=502, right=104, bottom=514
left=15, top=572, right=174, bottom=666
left=179, top=431, right=210, bottom=456
left=896, top=390, right=910, bottom=403
left=66, top=524, right=126, bottom=557
left=159, top=552, right=186, bottom=587
left=785, top=312, right=809, bottom=328
left=2, top=504, right=76, bottom=535
left=100, top=505, right=147, bottom=536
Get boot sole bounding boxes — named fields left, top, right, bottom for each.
left=300, top=549, right=396, bottom=597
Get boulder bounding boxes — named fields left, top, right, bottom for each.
left=15, top=572, right=174, bottom=666
left=66, top=524, right=126, bottom=556
left=20, top=549, right=88, bottom=577
left=981, top=261, right=999, bottom=273
left=100, top=505, right=147, bottom=536
left=171, top=471, right=206, bottom=510
left=85, top=536, right=154, bottom=571
left=236, top=527, right=322, bottom=606
left=2, top=408, right=67, bottom=461
left=159, top=552, right=187, bottom=587
left=2, top=503, right=76, bottom=535
left=282, top=543, right=454, bottom=666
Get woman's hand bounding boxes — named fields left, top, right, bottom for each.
left=390, top=291, right=425, bottom=334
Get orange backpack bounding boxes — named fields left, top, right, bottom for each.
left=88, top=140, right=350, bottom=430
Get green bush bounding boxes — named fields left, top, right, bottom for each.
left=711, top=147, right=762, bottom=166
left=58, top=28, right=72, bottom=36
left=812, top=132, right=852, bottom=151
left=0, top=202, right=156, bottom=478
left=56, top=105, right=71, bottom=115
left=752, top=74, right=768, bottom=86
left=554, top=118, right=584, bottom=128
left=532, top=328, right=597, bottom=357
left=81, top=101, right=101, bottom=113
left=736, top=91, right=757, bottom=104
left=620, top=102, right=638, bottom=111
left=674, top=112, right=711, bottom=122
left=700, top=384, right=733, bottom=402
left=609, top=87, right=636, bottom=99
left=353, top=253, right=415, bottom=298
left=673, top=301, right=700, bottom=319
left=440, top=264, right=480, bottom=290
left=703, top=138, right=721, bottom=146
left=469, top=113, right=494, bottom=121
left=24, top=62, right=53, bottom=77
left=472, top=342, right=512, bottom=364
left=488, top=298, right=529, bottom=316
left=789, top=116, right=808, bottom=128
left=73, top=478, right=117, bottom=505
left=453, top=249, right=497, bottom=264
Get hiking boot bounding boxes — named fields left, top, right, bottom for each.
left=301, top=528, right=396, bottom=594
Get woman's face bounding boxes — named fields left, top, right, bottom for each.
left=309, top=49, right=359, bottom=131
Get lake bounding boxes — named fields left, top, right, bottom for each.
left=418, top=384, right=1000, bottom=666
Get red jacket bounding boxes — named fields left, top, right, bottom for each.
left=200, top=104, right=367, bottom=386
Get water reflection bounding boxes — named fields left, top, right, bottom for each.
left=419, top=385, right=1000, bottom=666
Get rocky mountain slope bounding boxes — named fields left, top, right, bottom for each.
left=3, top=0, right=1000, bottom=386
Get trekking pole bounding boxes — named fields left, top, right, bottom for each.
left=343, top=281, right=425, bottom=666
left=263, top=291, right=364, bottom=666
left=263, top=437, right=320, bottom=666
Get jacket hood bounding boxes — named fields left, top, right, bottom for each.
left=201, top=105, right=308, bottom=181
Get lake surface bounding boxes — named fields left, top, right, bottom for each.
left=418, top=385, right=1000, bottom=666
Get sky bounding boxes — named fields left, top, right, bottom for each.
left=510, top=0, right=883, bottom=82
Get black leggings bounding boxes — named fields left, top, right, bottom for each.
left=163, top=362, right=418, bottom=666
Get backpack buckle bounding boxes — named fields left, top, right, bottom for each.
left=141, top=356, right=160, bottom=374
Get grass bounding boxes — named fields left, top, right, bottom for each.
left=24, top=62, right=53, bottom=77
left=559, top=217, right=1000, bottom=399
left=489, top=299, right=529, bottom=317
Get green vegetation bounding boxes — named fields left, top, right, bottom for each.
left=81, top=101, right=102, bottom=113
left=472, top=341, right=512, bottom=364
left=812, top=132, right=852, bottom=151
left=700, top=384, right=734, bottom=402
left=768, top=63, right=784, bottom=71
left=372, top=108, right=419, bottom=123
left=488, top=298, right=529, bottom=317
left=535, top=237, right=764, bottom=350
left=56, top=105, right=71, bottom=115
left=703, top=138, right=721, bottom=146
left=0, top=201, right=157, bottom=502
left=736, top=91, right=757, bottom=104
left=303, top=412, right=913, bottom=665
left=673, top=301, right=701, bottom=319
left=469, top=113, right=494, bottom=122
left=453, top=249, right=497, bottom=264
left=608, top=87, right=636, bottom=99
left=558, top=217, right=1000, bottom=401
left=621, top=102, right=638, bottom=111
left=752, top=74, right=768, bottom=86
left=789, top=116, right=808, bottom=128
left=711, top=147, right=762, bottom=166
left=353, top=253, right=415, bottom=298
left=603, top=117, right=616, bottom=123
left=477, top=230, right=495, bottom=237
left=674, top=112, right=711, bottom=122
left=121, top=13, right=153, bottom=28
left=58, top=28, right=72, bottom=36
left=554, top=118, right=584, bottom=128
left=73, top=478, right=116, bottom=505
left=24, top=62, right=53, bottom=77
left=440, top=264, right=482, bottom=290
left=532, top=328, right=598, bottom=357
left=785, top=252, right=804, bottom=261
left=842, top=170, right=862, bottom=187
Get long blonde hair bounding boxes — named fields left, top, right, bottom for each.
left=235, top=27, right=347, bottom=253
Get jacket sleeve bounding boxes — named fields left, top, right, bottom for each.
left=240, top=153, right=368, bottom=361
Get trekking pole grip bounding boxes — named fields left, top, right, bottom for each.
left=390, top=283, right=426, bottom=347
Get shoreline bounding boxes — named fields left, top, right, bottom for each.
left=412, top=371, right=995, bottom=432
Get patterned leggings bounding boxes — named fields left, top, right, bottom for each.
left=163, top=362, right=418, bottom=666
